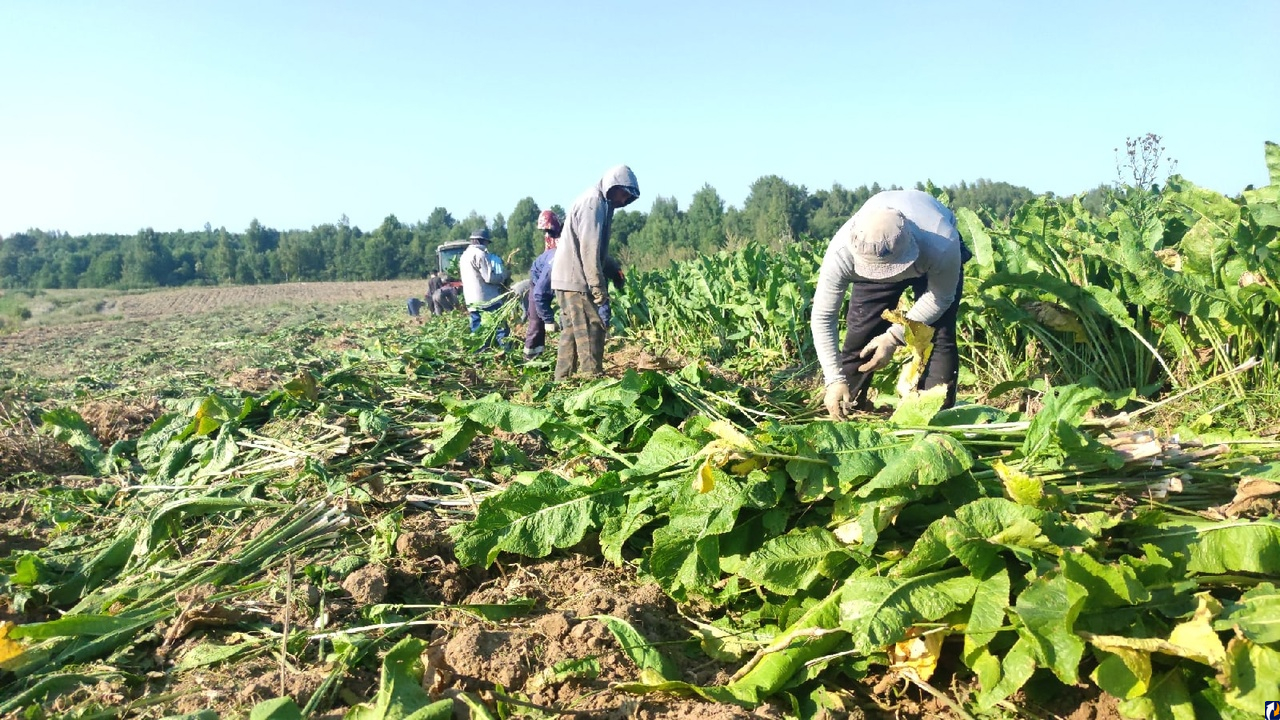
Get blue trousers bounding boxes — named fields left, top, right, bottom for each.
left=469, top=301, right=508, bottom=344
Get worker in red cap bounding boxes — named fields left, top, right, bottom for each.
left=525, top=209, right=562, bottom=360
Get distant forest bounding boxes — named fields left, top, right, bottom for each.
left=0, top=177, right=1064, bottom=290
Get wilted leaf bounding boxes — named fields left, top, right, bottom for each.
left=591, top=615, right=678, bottom=684
left=1084, top=609, right=1225, bottom=672
left=888, top=628, right=946, bottom=681
left=1091, top=644, right=1152, bottom=700
left=0, top=622, right=24, bottom=669
left=883, top=309, right=935, bottom=397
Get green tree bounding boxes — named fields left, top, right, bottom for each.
left=739, top=175, right=809, bottom=248
left=610, top=209, right=646, bottom=249
left=82, top=250, right=122, bottom=287
left=628, top=197, right=687, bottom=267
left=120, top=228, right=171, bottom=287
left=685, top=184, right=726, bottom=253
left=807, top=183, right=865, bottom=241
left=0, top=233, right=37, bottom=286
left=209, top=228, right=238, bottom=284
left=507, top=197, right=541, bottom=274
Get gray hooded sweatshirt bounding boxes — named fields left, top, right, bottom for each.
left=550, top=165, right=640, bottom=304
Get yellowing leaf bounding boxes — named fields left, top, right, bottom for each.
left=1082, top=596, right=1226, bottom=671
left=0, top=621, right=25, bottom=669
left=888, top=628, right=946, bottom=681
left=832, top=520, right=863, bottom=544
left=994, top=459, right=1044, bottom=507
left=704, top=420, right=755, bottom=451
left=694, top=460, right=716, bottom=494
left=1090, top=643, right=1153, bottom=699
left=1167, top=594, right=1226, bottom=668
left=884, top=309, right=934, bottom=397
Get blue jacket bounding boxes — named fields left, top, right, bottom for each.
left=530, top=248, right=557, bottom=322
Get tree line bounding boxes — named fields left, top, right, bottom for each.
left=0, top=177, right=1037, bottom=290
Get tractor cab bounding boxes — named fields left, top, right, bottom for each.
left=435, top=240, right=470, bottom=289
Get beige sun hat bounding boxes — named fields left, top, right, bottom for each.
left=848, top=208, right=918, bottom=279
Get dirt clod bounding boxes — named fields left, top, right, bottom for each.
left=341, top=564, right=389, bottom=605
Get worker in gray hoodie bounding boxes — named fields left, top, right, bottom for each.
left=810, top=189, right=970, bottom=419
left=550, top=164, right=640, bottom=380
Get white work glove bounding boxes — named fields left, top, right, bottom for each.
left=546, top=321, right=557, bottom=333
left=857, top=332, right=901, bottom=373
left=824, top=382, right=852, bottom=421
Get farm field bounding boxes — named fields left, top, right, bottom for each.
left=0, top=279, right=1266, bottom=720
left=3, top=147, right=1280, bottom=720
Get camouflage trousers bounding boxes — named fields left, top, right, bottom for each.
left=554, top=290, right=606, bottom=380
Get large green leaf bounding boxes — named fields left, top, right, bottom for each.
left=780, top=422, right=902, bottom=502
left=738, top=526, right=848, bottom=596
left=647, top=470, right=745, bottom=600
left=1217, top=583, right=1280, bottom=644
left=973, top=636, right=1037, bottom=709
left=1018, top=383, right=1117, bottom=470
left=955, top=206, right=995, bottom=275
left=421, top=417, right=479, bottom=467
left=894, top=498, right=1049, bottom=577
left=598, top=478, right=678, bottom=564
left=1012, top=573, right=1087, bottom=684
left=1179, top=216, right=1233, bottom=280
left=854, top=433, right=971, bottom=498
left=839, top=570, right=977, bottom=654
left=453, top=393, right=556, bottom=434
left=889, top=385, right=950, bottom=426
left=626, top=425, right=701, bottom=477
left=450, top=472, right=625, bottom=566
left=1223, top=637, right=1280, bottom=713
left=1139, top=519, right=1280, bottom=575
left=721, top=581, right=848, bottom=705
left=963, top=566, right=1010, bottom=663
left=1117, top=667, right=1196, bottom=720
left=1061, top=551, right=1150, bottom=611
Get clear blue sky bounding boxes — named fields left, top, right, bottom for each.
left=1, top=1, right=1276, bottom=237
